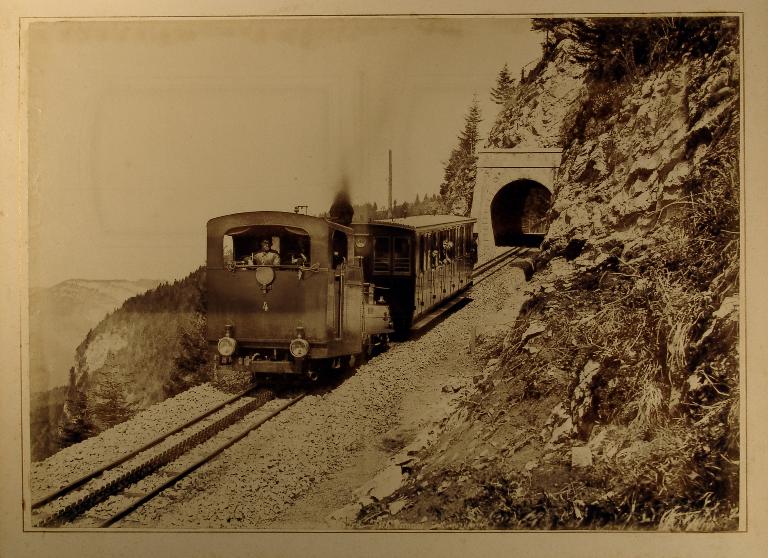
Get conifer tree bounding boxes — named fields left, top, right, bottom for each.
left=438, top=97, right=482, bottom=215
left=164, top=314, right=209, bottom=397
left=58, top=367, right=94, bottom=446
left=490, top=63, right=516, bottom=105
left=92, top=358, right=135, bottom=429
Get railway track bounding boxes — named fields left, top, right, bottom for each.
left=32, top=247, right=530, bottom=528
left=471, top=246, right=532, bottom=286
left=32, top=386, right=305, bottom=528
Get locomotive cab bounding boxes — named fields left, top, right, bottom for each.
left=206, top=211, right=393, bottom=382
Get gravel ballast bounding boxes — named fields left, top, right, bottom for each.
left=129, top=264, right=523, bottom=529
left=30, top=262, right=524, bottom=529
left=30, top=384, right=235, bottom=498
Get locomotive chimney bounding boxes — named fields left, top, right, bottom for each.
left=328, top=181, right=354, bottom=227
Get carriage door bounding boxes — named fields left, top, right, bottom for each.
left=438, top=231, right=447, bottom=301
left=417, top=234, right=426, bottom=313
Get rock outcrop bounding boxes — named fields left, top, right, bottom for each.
left=487, top=37, right=588, bottom=149
left=359, top=17, right=740, bottom=531
left=58, top=268, right=209, bottom=443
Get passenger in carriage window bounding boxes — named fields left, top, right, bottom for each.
left=442, top=238, right=454, bottom=263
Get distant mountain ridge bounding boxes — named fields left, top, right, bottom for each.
left=57, top=268, right=209, bottom=445
left=29, top=278, right=161, bottom=394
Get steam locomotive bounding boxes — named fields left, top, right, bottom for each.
left=206, top=210, right=476, bottom=382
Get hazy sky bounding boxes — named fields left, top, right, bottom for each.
left=27, top=17, right=542, bottom=287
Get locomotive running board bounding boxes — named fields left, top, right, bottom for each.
left=411, top=295, right=471, bottom=333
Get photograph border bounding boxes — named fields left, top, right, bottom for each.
left=3, top=1, right=766, bottom=557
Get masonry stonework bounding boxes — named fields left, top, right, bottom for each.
left=470, top=148, right=562, bottom=259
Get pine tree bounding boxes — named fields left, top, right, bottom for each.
left=438, top=97, right=482, bottom=216
left=164, top=315, right=209, bottom=397
left=92, top=358, right=135, bottom=429
left=58, top=367, right=95, bottom=446
left=398, top=201, right=409, bottom=218
left=459, top=99, right=482, bottom=153
left=490, top=63, right=516, bottom=105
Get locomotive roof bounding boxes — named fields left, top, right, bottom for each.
left=207, top=211, right=353, bottom=237
left=357, top=214, right=476, bottom=232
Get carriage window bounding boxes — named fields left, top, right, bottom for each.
left=373, top=236, right=391, bottom=272
left=223, top=225, right=310, bottom=267
left=393, top=237, right=411, bottom=273
left=419, top=234, right=427, bottom=272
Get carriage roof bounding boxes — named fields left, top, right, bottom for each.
left=353, top=214, right=476, bottom=234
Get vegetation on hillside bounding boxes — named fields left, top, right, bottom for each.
left=58, top=268, right=211, bottom=445
left=30, top=386, right=69, bottom=461
left=438, top=98, right=482, bottom=216
left=342, top=193, right=448, bottom=222
left=360, top=16, right=740, bottom=531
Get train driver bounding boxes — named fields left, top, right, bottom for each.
left=253, top=238, right=281, bottom=266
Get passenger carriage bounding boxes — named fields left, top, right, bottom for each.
left=351, top=215, right=477, bottom=334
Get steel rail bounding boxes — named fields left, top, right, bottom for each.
left=100, top=393, right=306, bottom=527
left=32, top=383, right=262, bottom=510
left=34, top=388, right=275, bottom=527
left=471, top=247, right=522, bottom=278
left=471, top=247, right=530, bottom=285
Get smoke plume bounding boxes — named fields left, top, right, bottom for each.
left=328, top=179, right=354, bottom=226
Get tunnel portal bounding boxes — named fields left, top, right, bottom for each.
left=470, top=148, right=561, bottom=259
left=490, top=179, right=552, bottom=247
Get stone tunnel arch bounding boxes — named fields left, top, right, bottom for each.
left=490, top=179, right=552, bottom=247
left=471, top=149, right=561, bottom=259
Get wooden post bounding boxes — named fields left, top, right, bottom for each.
left=388, top=149, right=393, bottom=219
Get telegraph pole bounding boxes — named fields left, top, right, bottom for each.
left=388, top=149, right=393, bottom=220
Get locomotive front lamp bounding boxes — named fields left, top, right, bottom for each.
left=217, top=325, right=237, bottom=358
left=289, top=338, right=310, bottom=358
left=254, top=266, right=276, bottom=291
left=290, top=327, right=310, bottom=358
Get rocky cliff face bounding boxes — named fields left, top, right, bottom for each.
left=58, top=268, right=209, bottom=444
left=487, top=36, right=588, bottom=149
left=360, top=18, right=740, bottom=530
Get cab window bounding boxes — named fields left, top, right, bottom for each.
left=331, top=230, right=348, bottom=269
left=223, top=225, right=310, bottom=267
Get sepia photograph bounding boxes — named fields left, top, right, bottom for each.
left=3, top=1, right=767, bottom=556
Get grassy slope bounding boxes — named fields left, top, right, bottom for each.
left=360, top=19, right=740, bottom=531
